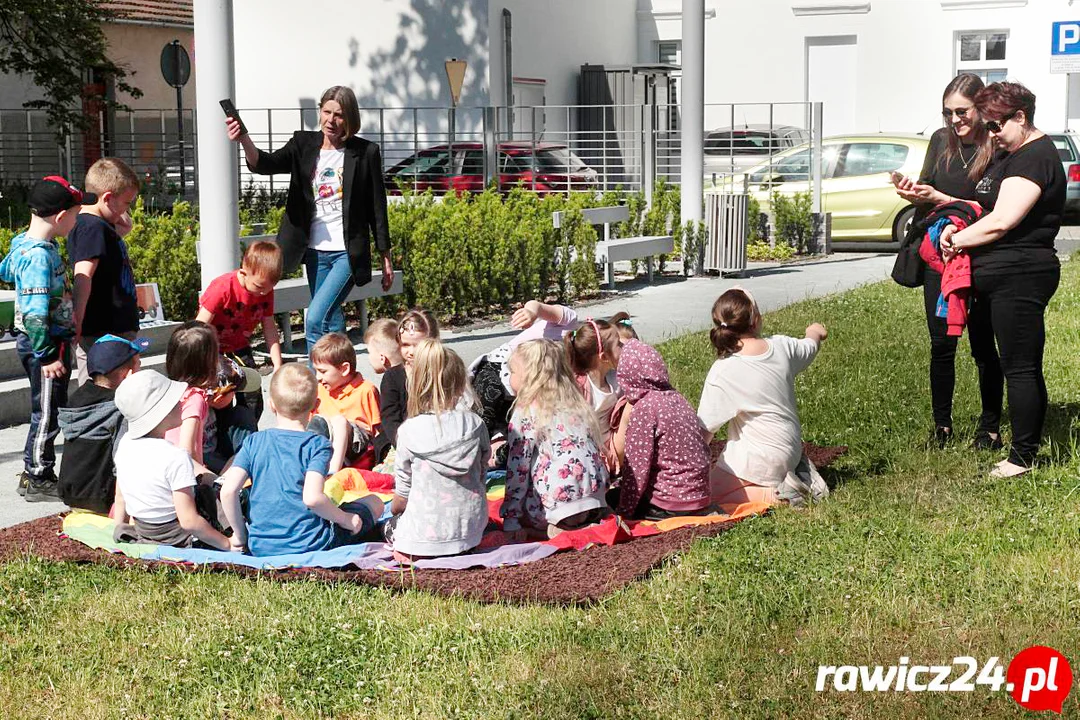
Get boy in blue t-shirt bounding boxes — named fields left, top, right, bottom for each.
left=0, top=176, right=96, bottom=499
left=219, top=363, right=382, bottom=556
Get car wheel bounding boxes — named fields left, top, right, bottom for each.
left=893, top=206, right=916, bottom=245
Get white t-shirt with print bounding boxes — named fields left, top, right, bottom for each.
left=697, top=335, right=819, bottom=486
left=115, top=435, right=197, bottom=523
left=309, top=148, right=346, bottom=251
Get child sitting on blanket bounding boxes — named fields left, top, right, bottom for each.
left=470, top=300, right=578, bottom=468
left=163, top=321, right=221, bottom=476
left=385, top=339, right=490, bottom=564
left=219, top=363, right=382, bottom=556
left=564, top=314, right=632, bottom=476
left=308, top=332, right=381, bottom=474
left=614, top=338, right=711, bottom=519
left=503, top=339, right=610, bottom=540
left=698, top=287, right=830, bottom=507
left=112, top=370, right=231, bottom=550
left=365, top=318, right=406, bottom=462
left=58, top=334, right=146, bottom=514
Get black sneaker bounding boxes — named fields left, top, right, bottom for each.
left=973, top=431, right=1005, bottom=451
left=932, top=426, right=953, bottom=449
left=16, top=472, right=29, bottom=497
left=24, top=475, right=61, bottom=503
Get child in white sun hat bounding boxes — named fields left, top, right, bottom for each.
left=112, top=370, right=232, bottom=549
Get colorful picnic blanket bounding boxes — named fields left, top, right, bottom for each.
left=61, top=469, right=769, bottom=571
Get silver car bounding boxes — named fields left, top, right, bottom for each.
left=1047, top=131, right=1080, bottom=216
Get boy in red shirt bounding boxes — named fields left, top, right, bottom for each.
left=196, top=241, right=284, bottom=418
left=307, top=332, right=381, bottom=474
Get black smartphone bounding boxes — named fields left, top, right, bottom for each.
left=219, top=98, right=247, bottom=135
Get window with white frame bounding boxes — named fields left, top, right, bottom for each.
left=955, top=30, right=1008, bottom=84
left=657, top=40, right=681, bottom=66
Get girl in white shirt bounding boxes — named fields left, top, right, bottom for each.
left=697, top=288, right=830, bottom=507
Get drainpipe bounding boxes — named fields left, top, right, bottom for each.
left=503, top=8, right=513, bottom=135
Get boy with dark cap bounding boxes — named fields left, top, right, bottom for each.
left=0, top=176, right=96, bottom=500
left=58, top=334, right=148, bottom=514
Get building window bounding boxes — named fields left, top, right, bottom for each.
left=955, top=30, right=1008, bottom=83
left=657, top=40, right=681, bottom=65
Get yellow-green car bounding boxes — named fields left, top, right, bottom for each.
left=707, top=134, right=930, bottom=245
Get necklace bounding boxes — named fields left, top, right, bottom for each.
left=957, top=144, right=974, bottom=169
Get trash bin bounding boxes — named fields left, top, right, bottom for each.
left=704, top=192, right=748, bottom=276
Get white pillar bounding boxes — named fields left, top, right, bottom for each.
left=193, top=0, right=240, bottom=288
left=680, top=0, right=705, bottom=228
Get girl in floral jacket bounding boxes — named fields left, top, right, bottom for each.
left=502, top=340, right=609, bottom=540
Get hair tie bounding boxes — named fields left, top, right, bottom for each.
left=586, top=318, right=603, bottom=358
left=618, top=318, right=633, bottom=327
left=719, top=321, right=729, bottom=328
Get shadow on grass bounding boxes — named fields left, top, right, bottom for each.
left=1042, top=401, right=1080, bottom=464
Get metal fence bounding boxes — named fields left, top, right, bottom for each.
left=0, top=108, right=196, bottom=194
left=0, top=101, right=823, bottom=210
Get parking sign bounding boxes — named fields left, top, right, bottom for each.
left=1051, top=21, right=1080, bottom=73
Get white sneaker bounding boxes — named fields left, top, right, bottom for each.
left=989, top=459, right=1031, bottom=479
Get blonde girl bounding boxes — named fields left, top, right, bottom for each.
left=386, top=339, right=490, bottom=563
left=503, top=339, right=609, bottom=539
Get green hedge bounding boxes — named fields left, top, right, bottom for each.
left=0, top=185, right=682, bottom=325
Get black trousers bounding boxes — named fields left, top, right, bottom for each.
left=923, top=268, right=1004, bottom=433
left=972, top=265, right=1060, bottom=467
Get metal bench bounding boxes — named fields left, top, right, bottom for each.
left=198, top=235, right=404, bottom=352
left=551, top=205, right=674, bottom=289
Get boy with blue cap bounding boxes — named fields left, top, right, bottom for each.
left=58, top=334, right=148, bottom=513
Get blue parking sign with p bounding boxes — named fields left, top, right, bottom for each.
left=1053, top=21, right=1080, bottom=55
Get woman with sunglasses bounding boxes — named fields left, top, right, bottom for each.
left=939, top=81, right=1066, bottom=478
left=893, top=73, right=1004, bottom=451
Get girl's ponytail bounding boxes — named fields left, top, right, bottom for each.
left=710, top=289, right=757, bottom=358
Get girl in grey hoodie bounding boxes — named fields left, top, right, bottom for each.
left=386, top=339, right=491, bottom=563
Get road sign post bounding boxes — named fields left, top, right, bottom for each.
left=160, top=40, right=192, bottom=194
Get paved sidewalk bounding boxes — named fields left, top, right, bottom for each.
left=0, top=252, right=895, bottom=529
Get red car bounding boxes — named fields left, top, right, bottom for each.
left=384, top=142, right=598, bottom=195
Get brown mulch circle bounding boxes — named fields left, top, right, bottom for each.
left=0, top=443, right=847, bottom=607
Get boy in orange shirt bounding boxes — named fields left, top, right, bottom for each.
left=307, top=332, right=381, bottom=473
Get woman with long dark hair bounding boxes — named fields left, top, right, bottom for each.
left=893, top=73, right=1004, bottom=450
left=226, top=86, right=393, bottom=355
left=940, top=81, right=1066, bottom=477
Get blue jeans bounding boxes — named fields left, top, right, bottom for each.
left=304, top=249, right=354, bottom=355
left=16, top=333, right=69, bottom=480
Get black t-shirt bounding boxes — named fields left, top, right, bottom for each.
left=916, top=127, right=985, bottom=224
left=373, top=363, right=407, bottom=462
left=970, top=134, right=1065, bottom=275
left=68, top=213, right=139, bottom=336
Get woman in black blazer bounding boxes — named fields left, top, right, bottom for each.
left=226, top=86, right=392, bottom=355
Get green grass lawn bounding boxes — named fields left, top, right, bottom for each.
left=3, top=261, right=1080, bottom=719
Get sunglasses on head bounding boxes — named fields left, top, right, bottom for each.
left=983, top=112, right=1018, bottom=134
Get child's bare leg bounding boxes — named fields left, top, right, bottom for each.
left=327, top=415, right=351, bottom=474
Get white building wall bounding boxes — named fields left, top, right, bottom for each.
left=487, top=0, right=639, bottom=129
left=642, top=0, right=1080, bottom=136
left=231, top=0, right=491, bottom=153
